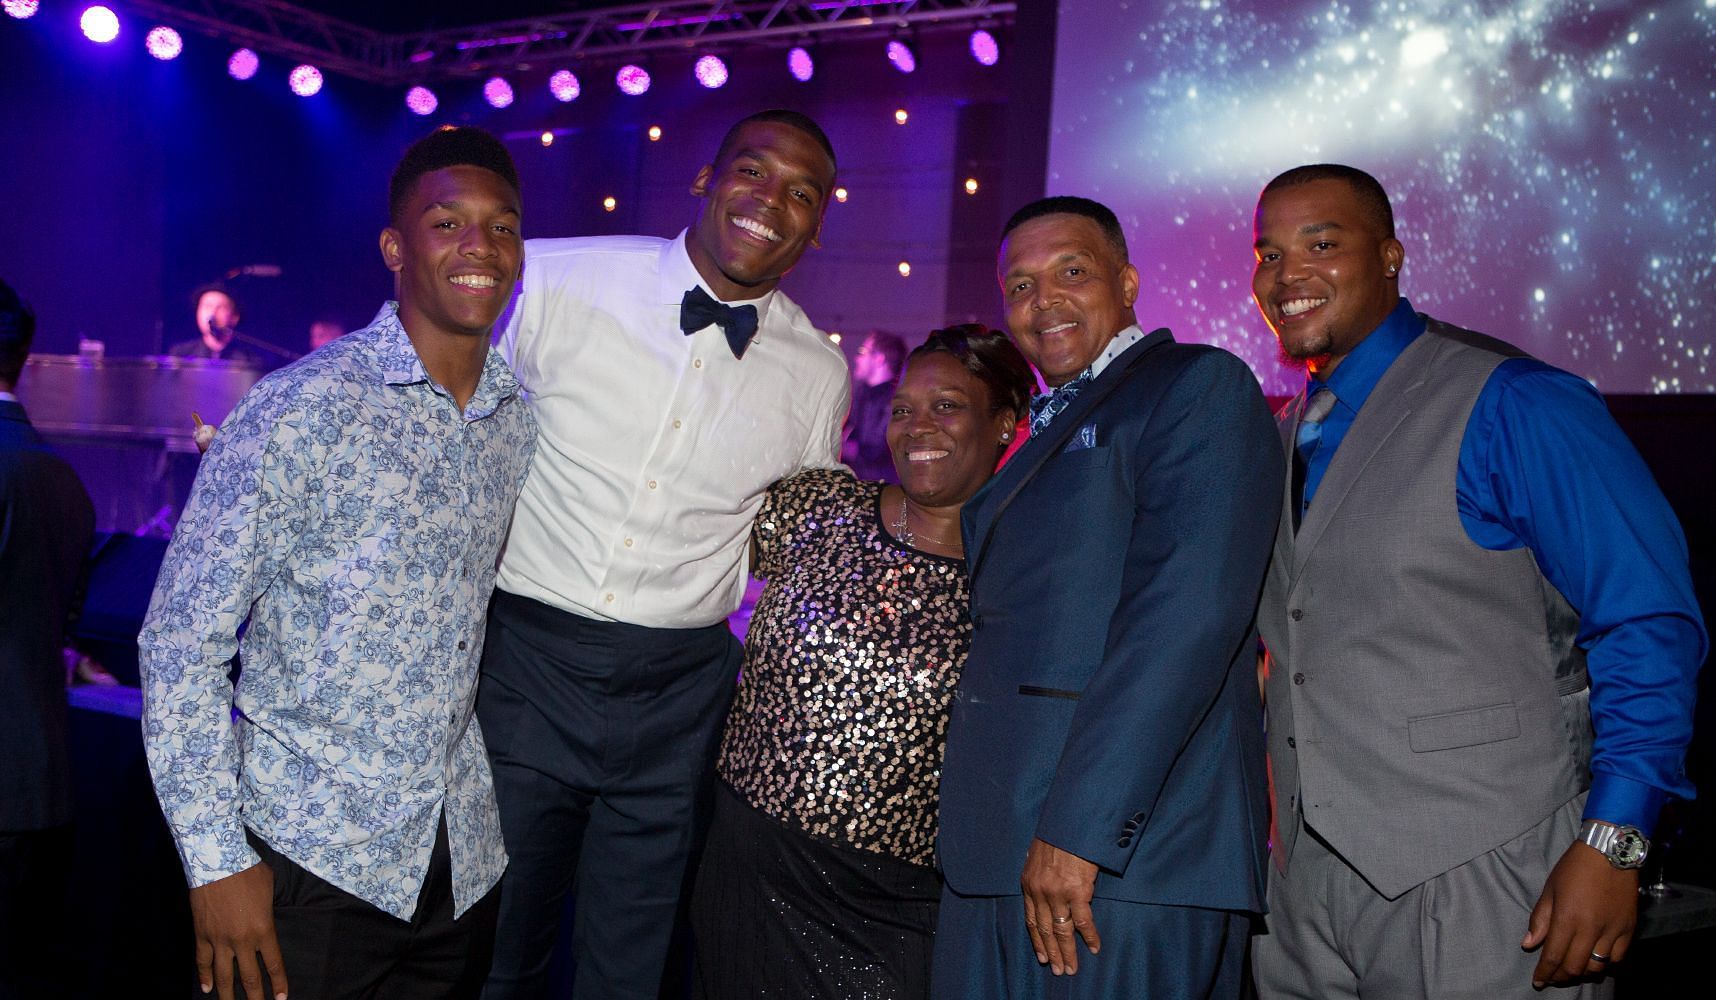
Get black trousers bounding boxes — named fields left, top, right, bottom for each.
left=0, top=825, right=72, bottom=1000
left=476, top=590, right=741, bottom=1000
left=239, top=820, right=500, bottom=1000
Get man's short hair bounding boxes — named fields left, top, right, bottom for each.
left=189, top=282, right=239, bottom=315
left=1001, top=196, right=1129, bottom=260
left=1261, top=164, right=1396, bottom=239
left=0, top=277, right=36, bottom=387
left=388, top=125, right=521, bottom=225
left=712, top=109, right=837, bottom=172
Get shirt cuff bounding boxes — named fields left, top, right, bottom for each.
left=1583, top=771, right=1669, bottom=837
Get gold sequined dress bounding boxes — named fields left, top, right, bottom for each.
left=690, top=468, right=972, bottom=999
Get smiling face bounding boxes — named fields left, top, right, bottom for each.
left=1251, top=177, right=1403, bottom=377
left=998, top=213, right=1140, bottom=387
left=381, top=164, right=522, bottom=344
left=887, top=351, right=1016, bottom=509
left=686, top=120, right=836, bottom=302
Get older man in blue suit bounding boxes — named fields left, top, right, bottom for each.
left=932, top=197, right=1282, bottom=998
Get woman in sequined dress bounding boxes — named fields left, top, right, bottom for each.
left=690, top=326, right=1035, bottom=999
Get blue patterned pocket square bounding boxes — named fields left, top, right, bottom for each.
left=1063, top=421, right=1097, bottom=452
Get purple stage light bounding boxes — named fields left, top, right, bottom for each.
left=787, top=46, right=813, bottom=82
left=405, top=86, right=438, bottom=116
left=694, top=54, right=728, bottom=89
left=616, top=64, right=650, bottom=96
left=483, top=76, right=514, bottom=108
left=288, top=64, right=323, bottom=97
left=3, top=1, right=39, bottom=20
left=969, top=29, right=1000, bottom=66
left=146, top=26, right=182, bottom=61
left=887, top=39, right=916, bottom=74
left=549, top=69, right=580, bottom=102
left=80, top=6, right=120, bottom=43
left=228, top=48, right=259, bottom=80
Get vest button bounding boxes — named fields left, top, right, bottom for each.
left=1290, top=608, right=1304, bottom=621
left=1287, top=737, right=1296, bottom=748
left=1293, top=673, right=1305, bottom=685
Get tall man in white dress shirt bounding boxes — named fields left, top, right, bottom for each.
left=477, top=109, right=849, bottom=999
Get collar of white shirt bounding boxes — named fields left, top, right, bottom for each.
left=657, top=229, right=777, bottom=345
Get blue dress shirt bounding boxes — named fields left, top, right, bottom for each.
left=1302, top=297, right=1706, bottom=835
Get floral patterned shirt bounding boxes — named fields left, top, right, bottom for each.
left=140, top=303, right=536, bottom=920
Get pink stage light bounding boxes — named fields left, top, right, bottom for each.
left=549, top=69, right=580, bottom=102
left=887, top=39, right=916, bottom=74
left=969, top=29, right=1000, bottom=66
left=787, top=46, right=814, bottom=82
left=484, top=76, right=514, bottom=108
left=228, top=48, right=259, bottom=80
left=80, top=6, right=120, bottom=43
left=146, top=26, right=183, bottom=61
left=616, top=64, right=650, bottom=96
left=694, top=54, right=728, bottom=89
left=288, top=64, right=323, bottom=97
left=405, top=86, right=438, bottom=116
left=3, top=1, right=40, bottom=20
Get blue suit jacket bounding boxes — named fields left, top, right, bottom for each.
left=937, top=330, right=1282, bottom=911
left=1, top=399, right=96, bottom=829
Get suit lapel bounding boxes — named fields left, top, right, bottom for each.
left=1290, top=332, right=1441, bottom=576
left=966, top=328, right=1172, bottom=581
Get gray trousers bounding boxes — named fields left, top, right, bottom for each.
left=1253, top=794, right=1613, bottom=999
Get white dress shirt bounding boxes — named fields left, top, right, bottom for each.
left=498, top=230, right=850, bottom=629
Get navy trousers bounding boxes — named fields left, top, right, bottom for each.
left=932, top=888, right=1250, bottom=999
left=476, top=590, right=741, bottom=1000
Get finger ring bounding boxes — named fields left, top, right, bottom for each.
left=1590, top=952, right=1609, bottom=963
left=1052, top=915, right=1072, bottom=925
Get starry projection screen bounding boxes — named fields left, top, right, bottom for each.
left=1045, top=0, right=1714, bottom=395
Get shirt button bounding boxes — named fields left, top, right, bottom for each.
left=647, top=480, right=658, bottom=490
left=693, top=358, right=703, bottom=369
left=1290, top=608, right=1304, bottom=621
left=457, top=640, right=467, bottom=651
left=624, top=537, right=634, bottom=548
left=1293, top=673, right=1306, bottom=685
left=672, top=419, right=683, bottom=429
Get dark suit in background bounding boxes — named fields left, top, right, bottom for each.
left=0, top=396, right=96, bottom=998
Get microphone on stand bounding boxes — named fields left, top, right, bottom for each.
left=225, top=264, right=284, bottom=279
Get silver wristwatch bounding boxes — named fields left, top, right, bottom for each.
left=1577, top=820, right=1649, bottom=870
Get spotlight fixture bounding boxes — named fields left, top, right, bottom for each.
left=616, top=64, right=651, bottom=96
left=964, top=177, right=979, bottom=195
left=80, top=6, right=120, bottom=43
left=648, top=125, right=663, bottom=141
left=893, top=108, right=909, bottom=125
left=602, top=196, right=617, bottom=212
left=484, top=77, right=513, bottom=109
left=886, top=39, right=916, bottom=74
left=549, top=69, right=580, bottom=102
left=829, top=332, right=842, bottom=344
left=228, top=48, right=260, bottom=80
left=694, top=54, right=728, bottom=89
left=897, top=261, right=912, bottom=277
left=3, top=1, right=39, bottom=20
left=145, top=25, right=182, bottom=60
left=969, top=29, right=1000, bottom=66
left=405, top=86, right=437, bottom=116
left=787, top=46, right=814, bottom=82
left=540, top=131, right=554, bottom=147
left=288, top=64, right=323, bottom=97
left=834, top=187, right=849, bottom=203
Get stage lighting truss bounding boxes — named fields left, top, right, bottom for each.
left=111, top=0, right=1015, bottom=86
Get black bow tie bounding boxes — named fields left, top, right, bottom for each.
left=679, top=286, right=759, bottom=359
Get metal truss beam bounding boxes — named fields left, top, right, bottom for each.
left=116, top=1, right=1015, bottom=86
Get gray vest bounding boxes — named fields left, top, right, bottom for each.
left=1258, top=320, right=1591, bottom=899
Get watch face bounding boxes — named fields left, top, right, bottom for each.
left=1613, top=829, right=1649, bottom=868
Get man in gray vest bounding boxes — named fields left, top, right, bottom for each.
left=1248, top=163, right=1705, bottom=998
